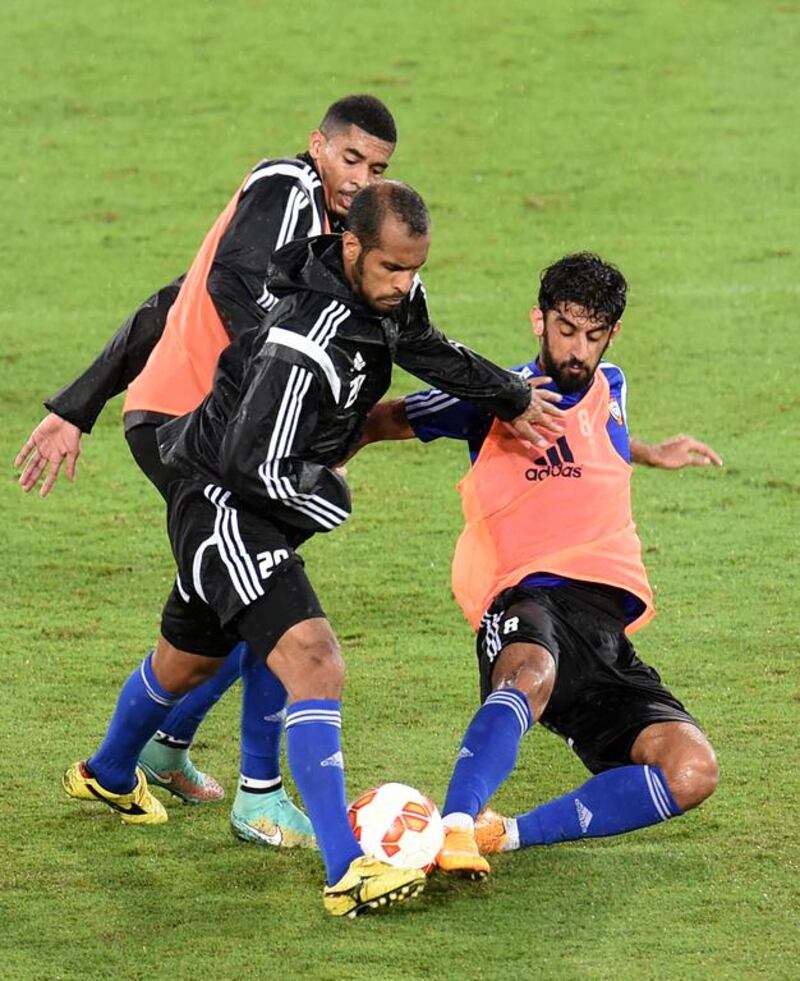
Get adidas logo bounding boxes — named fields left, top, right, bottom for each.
left=264, top=710, right=286, bottom=723
left=456, top=746, right=474, bottom=761
left=320, top=751, right=344, bottom=768
left=525, top=436, right=582, bottom=482
left=353, top=351, right=366, bottom=371
left=575, top=798, right=593, bottom=833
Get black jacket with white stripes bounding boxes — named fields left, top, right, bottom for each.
left=45, top=153, right=335, bottom=433
left=157, top=235, right=531, bottom=534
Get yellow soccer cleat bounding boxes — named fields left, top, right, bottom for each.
left=436, top=827, right=491, bottom=879
left=62, top=762, right=168, bottom=825
left=474, top=808, right=511, bottom=855
left=323, top=856, right=426, bottom=918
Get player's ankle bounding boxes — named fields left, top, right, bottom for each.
left=503, top=817, right=520, bottom=851
left=442, top=812, right=475, bottom=834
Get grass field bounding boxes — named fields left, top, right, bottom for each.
left=2, top=1, right=799, bottom=978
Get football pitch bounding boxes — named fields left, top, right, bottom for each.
left=2, top=0, right=798, bottom=977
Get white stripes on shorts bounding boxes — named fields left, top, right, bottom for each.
left=188, top=484, right=266, bottom=608
left=480, top=611, right=504, bottom=665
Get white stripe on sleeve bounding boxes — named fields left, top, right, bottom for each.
left=405, top=392, right=460, bottom=420
left=268, top=328, right=342, bottom=403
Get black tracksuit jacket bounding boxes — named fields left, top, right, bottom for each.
left=158, top=235, right=530, bottom=534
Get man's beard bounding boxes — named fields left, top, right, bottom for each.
left=352, top=250, right=405, bottom=314
left=540, top=332, right=606, bottom=394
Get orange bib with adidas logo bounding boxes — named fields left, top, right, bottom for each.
left=451, top=369, right=655, bottom=633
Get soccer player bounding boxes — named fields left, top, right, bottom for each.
left=16, top=95, right=404, bottom=846
left=62, top=181, right=565, bottom=916
left=16, top=94, right=719, bottom=848
left=357, top=253, right=720, bottom=878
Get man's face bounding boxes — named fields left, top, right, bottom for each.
left=532, top=302, right=621, bottom=393
left=343, top=214, right=430, bottom=314
left=308, top=125, right=394, bottom=218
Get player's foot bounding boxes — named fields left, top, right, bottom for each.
left=138, top=737, right=224, bottom=804
left=474, top=808, right=512, bottom=854
left=436, top=827, right=491, bottom=879
left=322, top=856, right=426, bottom=918
left=230, top=786, right=315, bottom=848
left=62, top=762, right=168, bottom=825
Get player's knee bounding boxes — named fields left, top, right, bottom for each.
left=270, top=619, right=344, bottom=699
left=664, top=742, right=719, bottom=812
left=303, top=639, right=344, bottom=691
left=182, top=662, right=219, bottom=691
left=492, top=643, right=555, bottom=720
left=153, top=639, right=220, bottom=694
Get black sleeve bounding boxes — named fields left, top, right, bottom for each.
left=44, top=277, right=184, bottom=433
left=393, top=283, right=531, bottom=421
left=207, top=176, right=318, bottom=340
left=218, top=347, right=351, bottom=532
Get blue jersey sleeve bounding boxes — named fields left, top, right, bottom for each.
left=404, top=363, right=534, bottom=461
left=404, top=387, right=493, bottom=448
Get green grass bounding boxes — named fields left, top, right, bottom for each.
left=2, top=0, right=799, bottom=977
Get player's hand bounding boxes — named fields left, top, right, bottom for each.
left=14, top=413, right=83, bottom=497
left=636, top=434, right=723, bottom=470
left=509, top=377, right=565, bottom=448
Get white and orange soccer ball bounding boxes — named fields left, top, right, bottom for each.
left=348, top=782, right=445, bottom=873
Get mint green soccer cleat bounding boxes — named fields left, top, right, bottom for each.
left=230, top=786, right=316, bottom=848
left=138, top=737, right=224, bottom=805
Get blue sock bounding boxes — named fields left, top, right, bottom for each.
left=285, top=699, right=361, bottom=885
left=155, top=643, right=244, bottom=747
left=443, top=689, right=532, bottom=823
left=516, top=765, right=683, bottom=847
left=239, top=647, right=288, bottom=791
left=88, top=652, right=183, bottom=793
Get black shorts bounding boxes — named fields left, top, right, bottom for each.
left=161, top=479, right=324, bottom=658
left=125, top=422, right=180, bottom=499
left=477, top=583, right=700, bottom=774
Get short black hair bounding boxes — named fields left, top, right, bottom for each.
left=347, top=181, right=430, bottom=252
left=538, top=252, right=627, bottom=328
left=320, top=94, right=397, bottom=144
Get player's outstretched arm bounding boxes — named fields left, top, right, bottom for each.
left=630, top=434, right=723, bottom=469
left=14, top=413, right=83, bottom=497
left=15, top=278, right=183, bottom=498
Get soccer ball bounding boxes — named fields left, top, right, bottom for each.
left=348, top=782, right=444, bottom=873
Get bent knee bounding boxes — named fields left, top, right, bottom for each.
left=292, top=638, right=344, bottom=688
left=153, top=640, right=220, bottom=694
left=665, top=744, right=720, bottom=812
left=306, top=641, right=345, bottom=687
left=269, top=619, right=344, bottom=699
left=492, top=642, right=556, bottom=720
